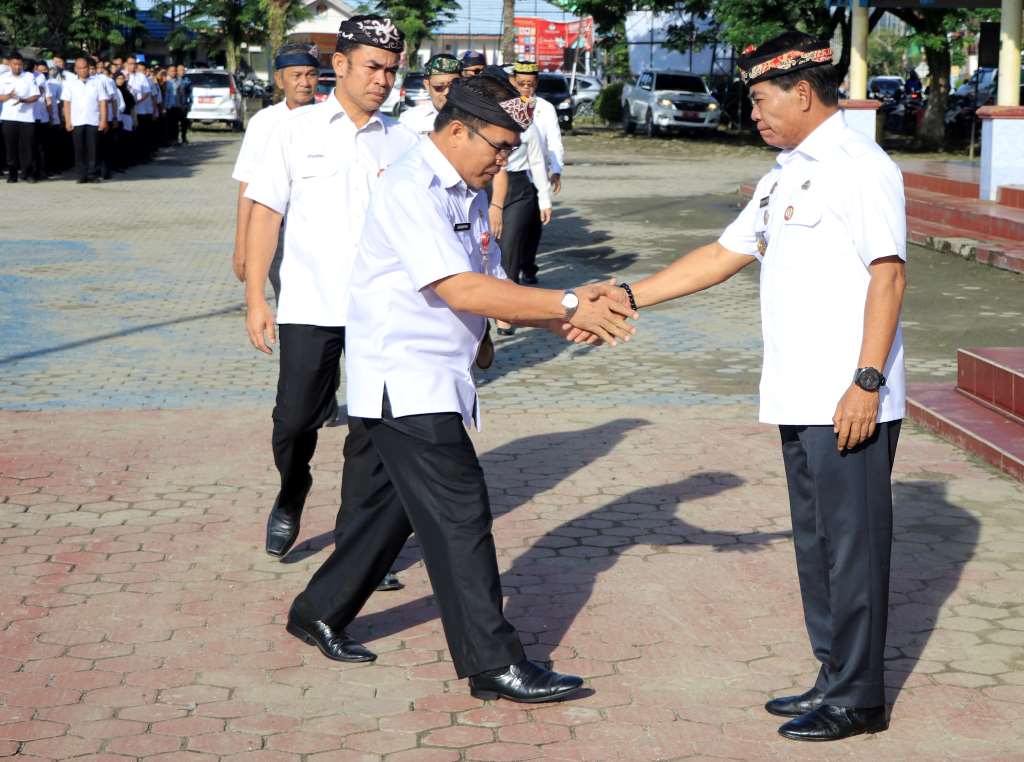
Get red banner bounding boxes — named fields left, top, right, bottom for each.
left=514, top=16, right=594, bottom=72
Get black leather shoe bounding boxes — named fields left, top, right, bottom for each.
left=375, top=572, right=404, bottom=591
left=469, top=659, right=583, bottom=703
left=778, top=704, right=887, bottom=742
left=522, top=275, right=539, bottom=285
left=764, top=687, right=824, bottom=717
left=265, top=475, right=313, bottom=558
left=286, top=614, right=377, bottom=663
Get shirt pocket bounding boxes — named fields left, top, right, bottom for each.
left=781, top=199, right=822, bottom=229
left=296, top=155, right=339, bottom=181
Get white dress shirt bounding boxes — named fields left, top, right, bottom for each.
left=128, top=72, right=152, bottom=115
left=1, top=72, right=39, bottom=123
left=505, top=123, right=552, bottom=210
left=47, top=78, right=62, bottom=123
left=33, top=72, right=49, bottom=123
left=232, top=100, right=310, bottom=184
left=531, top=96, right=564, bottom=175
left=398, top=102, right=438, bottom=135
left=60, top=76, right=108, bottom=127
left=719, top=111, right=907, bottom=426
left=245, top=95, right=419, bottom=327
left=94, top=73, right=118, bottom=120
left=346, top=137, right=507, bottom=429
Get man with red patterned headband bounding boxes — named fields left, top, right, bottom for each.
left=287, top=69, right=638, bottom=703
left=616, top=30, right=907, bottom=742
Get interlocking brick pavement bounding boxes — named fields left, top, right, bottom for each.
left=2, top=130, right=1024, bottom=760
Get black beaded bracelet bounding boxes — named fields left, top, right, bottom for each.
left=618, top=282, right=638, bottom=311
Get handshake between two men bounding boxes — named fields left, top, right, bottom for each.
left=431, top=276, right=638, bottom=349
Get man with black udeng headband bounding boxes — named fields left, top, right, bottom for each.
left=244, top=16, right=415, bottom=591
left=287, top=69, right=638, bottom=702
left=618, top=31, right=907, bottom=741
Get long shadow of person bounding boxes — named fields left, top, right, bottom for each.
left=884, top=478, right=981, bottom=705
left=497, top=471, right=790, bottom=661
left=282, top=418, right=650, bottom=566
left=349, top=470, right=788, bottom=649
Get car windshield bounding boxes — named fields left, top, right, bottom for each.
left=188, top=73, right=231, bottom=89
left=655, top=74, right=705, bottom=93
left=404, top=74, right=426, bottom=90
left=872, top=79, right=902, bottom=93
left=538, top=76, right=568, bottom=94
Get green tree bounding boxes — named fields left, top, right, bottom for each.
left=888, top=7, right=998, bottom=148
left=153, top=0, right=266, bottom=72
left=373, top=0, right=461, bottom=66
left=1, top=0, right=138, bottom=55
left=868, top=27, right=912, bottom=78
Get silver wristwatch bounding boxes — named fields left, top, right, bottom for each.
left=561, top=289, right=580, bottom=320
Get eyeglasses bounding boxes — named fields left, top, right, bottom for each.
left=467, top=125, right=519, bottom=160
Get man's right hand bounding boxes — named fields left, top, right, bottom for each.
left=568, top=290, right=637, bottom=346
left=246, top=298, right=276, bottom=354
left=232, top=248, right=246, bottom=282
left=65, top=123, right=73, bottom=133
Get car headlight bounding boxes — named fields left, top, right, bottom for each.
left=707, top=103, right=719, bottom=111
left=657, top=98, right=673, bottom=107
left=559, top=98, right=572, bottom=109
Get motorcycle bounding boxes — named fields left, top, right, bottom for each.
left=881, top=91, right=926, bottom=136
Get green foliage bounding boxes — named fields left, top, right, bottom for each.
left=868, top=28, right=912, bottom=78
left=595, top=80, right=623, bottom=122
left=0, top=0, right=139, bottom=54
left=372, top=0, right=460, bottom=65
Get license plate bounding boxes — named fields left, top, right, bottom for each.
left=682, top=111, right=700, bottom=120
left=198, top=96, right=216, bottom=104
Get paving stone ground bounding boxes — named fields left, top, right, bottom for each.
left=2, top=127, right=1024, bottom=761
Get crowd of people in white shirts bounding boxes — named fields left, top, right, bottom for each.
left=0, top=50, right=191, bottom=184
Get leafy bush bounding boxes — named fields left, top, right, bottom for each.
left=595, top=81, right=624, bottom=124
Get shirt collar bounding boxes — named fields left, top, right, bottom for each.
left=324, top=91, right=385, bottom=132
left=779, top=110, right=845, bottom=165
left=420, top=136, right=468, bottom=193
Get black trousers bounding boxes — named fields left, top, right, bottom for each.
left=780, top=420, right=901, bottom=708
left=167, top=107, right=184, bottom=142
left=293, top=394, right=526, bottom=678
left=500, top=170, right=543, bottom=283
left=272, top=324, right=344, bottom=507
left=32, top=123, right=47, bottom=179
left=136, top=114, right=154, bottom=159
left=72, top=125, right=99, bottom=181
left=2, top=120, right=35, bottom=179
left=97, top=127, right=113, bottom=179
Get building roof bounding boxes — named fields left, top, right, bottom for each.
left=435, top=0, right=574, bottom=37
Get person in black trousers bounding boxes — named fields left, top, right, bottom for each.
left=1, top=53, right=41, bottom=182
left=61, top=57, right=109, bottom=183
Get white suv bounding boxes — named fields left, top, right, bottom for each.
left=185, top=69, right=245, bottom=131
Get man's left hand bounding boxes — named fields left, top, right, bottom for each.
left=550, top=173, right=561, bottom=194
left=832, top=383, right=879, bottom=452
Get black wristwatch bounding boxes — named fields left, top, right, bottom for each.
left=854, top=367, right=886, bottom=392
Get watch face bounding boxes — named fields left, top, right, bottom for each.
left=562, top=291, right=579, bottom=309
left=858, top=368, right=882, bottom=390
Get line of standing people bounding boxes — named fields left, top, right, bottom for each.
left=0, top=50, right=191, bottom=184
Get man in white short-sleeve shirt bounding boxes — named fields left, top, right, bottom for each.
left=243, top=18, right=418, bottom=578
left=398, top=53, right=461, bottom=135
left=230, top=43, right=317, bottom=286
left=620, top=32, right=907, bottom=742
left=60, top=57, right=109, bottom=183
left=0, top=52, right=41, bottom=182
left=289, top=70, right=636, bottom=702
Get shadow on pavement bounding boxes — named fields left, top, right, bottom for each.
left=80, top=139, right=235, bottom=183
left=283, top=418, right=650, bottom=567
left=885, top=479, right=980, bottom=705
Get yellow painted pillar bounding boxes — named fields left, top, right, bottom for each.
left=997, top=0, right=1022, bottom=106
left=850, top=1, right=869, bottom=100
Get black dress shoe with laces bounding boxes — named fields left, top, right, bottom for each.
left=764, top=687, right=824, bottom=717
left=286, top=613, right=376, bottom=663
left=375, top=572, right=404, bottom=591
left=265, top=475, right=313, bottom=558
left=778, top=704, right=887, bottom=742
left=469, top=659, right=583, bottom=703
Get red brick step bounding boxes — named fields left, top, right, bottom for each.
left=957, top=348, right=1024, bottom=421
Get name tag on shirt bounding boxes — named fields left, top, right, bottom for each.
left=759, top=196, right=770, bottom=208
left=453, top=222, right=471, bottom=232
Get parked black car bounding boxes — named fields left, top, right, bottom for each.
left=401, top=72, right=430, bottom=110
left=537, top=72, right=573, bottom=129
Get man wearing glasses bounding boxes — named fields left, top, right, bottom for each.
left=287, top=69, right=637, bottom=701
left=460, top=49, right=486, bottom=78
left=399, top=53, right=462, bottom=135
